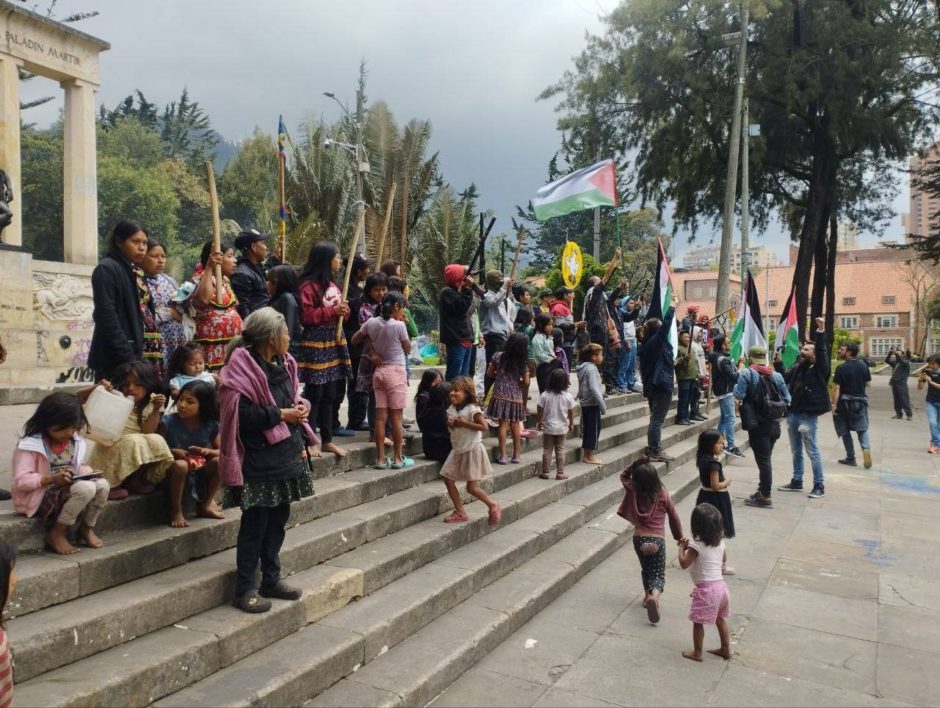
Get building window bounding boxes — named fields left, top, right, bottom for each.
left=840, top=316, right=859, bottom=329
left=842, top=296, right=856, bottom=306
left=768, top=299, right=777, bottom=308
left=875, top=315, right=898, bottom=329
left=693, top=287, right=703, bottom=298
left=708, top=286, right=716, bottom=297
left=882, top=295, right=896, bottom=305
left=869, top=337, right=902, bottom=357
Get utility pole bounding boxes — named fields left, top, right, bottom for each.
left=740, top=96, right=749, bottom=277
left=715, top=1, right=749, bottom=315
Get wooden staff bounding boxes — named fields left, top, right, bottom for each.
left=375, top=182, right=397, bottom=266
left=508, top=226, right=525, bottom=281
left=277, top=146, right=286, bottom=262
left=205, top=161, right=224, bottom=303
left=705, top=361, right=713, bottom=415
left=337, top=210, right=366, bottom=341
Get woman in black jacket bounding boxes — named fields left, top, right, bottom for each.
left=88, top=220, right=150, bottom=380
left=219, top=307, right=315, bottom=613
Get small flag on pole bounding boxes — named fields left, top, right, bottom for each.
left=729, top=270, right=767, bottom=363
left=777, top=286, right=799, bottom=368
left=646, top=237, right=678, bottom=354
left=277, top=115, right=288, bottom=260
left=531, top=159, right=617, bottom=221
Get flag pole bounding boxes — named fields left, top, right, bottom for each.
left=277, top=116, right=288, bottom=262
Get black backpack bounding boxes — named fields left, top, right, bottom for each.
left=740, top=370, right=787, bottom=430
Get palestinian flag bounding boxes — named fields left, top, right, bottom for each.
left=531, top=159, right=617, bottom=221
left=729, top=270, right=766, bottom=362
left=777, top=286, right=799, bottom=368
left=646, top=238, right=679, bottom=355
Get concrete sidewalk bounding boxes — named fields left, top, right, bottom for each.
left=429, top=377, right=940, bottom=707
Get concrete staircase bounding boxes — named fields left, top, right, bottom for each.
left=6, top=391, right=724, bottom=707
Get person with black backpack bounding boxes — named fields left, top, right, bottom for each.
left=776, top=318, right=830, bottom=499
left=733, top=345, right=790, bottom=509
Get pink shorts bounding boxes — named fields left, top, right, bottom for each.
left=373, top=364, right=408, bottom=410
left=689, top=580, right=730, bottom=625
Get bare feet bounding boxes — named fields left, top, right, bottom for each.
left=197, top=503, right=225, bottom=520
left=307, top=445, right=322, bottom=458
left=78, top=524, right=104, bottom=549
left=170, top=513, right=190, bottom=528
left=322, top=442, right=348, bottom=458
left=583, top=455, right=604, bottom=465
left=707, top=647, right=732, bottom=660
left=682, top=650, right=703, bottom=662
left=46, top=525, right=80, bottom=555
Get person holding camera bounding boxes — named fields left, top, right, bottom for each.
left=918, top=356, right=940, bottom=453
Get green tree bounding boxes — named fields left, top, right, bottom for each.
left=21, top=124, right=64, bottom=261
left=218, top=127, right=279, bottom=231
left=542, top=0, right=940, bottom=337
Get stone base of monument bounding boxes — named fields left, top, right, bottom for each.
left=0, top=247, right=95, bottom=389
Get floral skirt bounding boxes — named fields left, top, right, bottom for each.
left=297, top=325, right=351, bottom=385
left=487, top=395, right=527, bottom=422
left=222, top=463, right=315, bottom=511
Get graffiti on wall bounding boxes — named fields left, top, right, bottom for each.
left=55, top=366, right=94, bottom=383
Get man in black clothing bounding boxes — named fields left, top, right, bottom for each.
left=231, top=229, right=271, bottom=319
left=886, top=348, right=913, bottom=419
left=832, top=342, right=872, bottom=468
left=709, top=334, right=745, bottom=458
left=776, top=319, right=831, bottom=499
left=638, top=307, right=676, bottom=462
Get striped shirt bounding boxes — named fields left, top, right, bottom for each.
left=0, top=628, right=11, bottom=708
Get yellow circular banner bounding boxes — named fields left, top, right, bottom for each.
left=561, top=241, right=583, bottom=289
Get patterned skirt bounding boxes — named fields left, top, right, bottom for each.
left=296, top=324, right=352, bottom=385
left=486, top=374, right=527, bottom=422
left=194, top=306, right=243, bottom=371
left=222, top=456, right=315, bottom=511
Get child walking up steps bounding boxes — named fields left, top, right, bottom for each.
left=439, top=376, right=501, bottom=525
left=536, top=368, right=576, bottom=480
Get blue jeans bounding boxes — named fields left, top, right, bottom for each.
left=841, top=428, right=871, bottom=460
left=927, top=401, right=940, bottom=447
left=445, top=344, right=472, bottom=381
left=787, top=412, right=824, bottom=486
left=617, top=342, right=637, bottom=390
left=717, top=396, right=736, bottom=449
left=677, top=379, right=694, bottom=422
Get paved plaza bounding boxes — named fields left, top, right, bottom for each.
left=430, top=376, right=940, bottom=707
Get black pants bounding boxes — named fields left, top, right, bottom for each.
left=633, top=535, right=666, bottom=593
left=891, top=381, right=912, bottom=417
left=304, top=379, right=337, bottom=445
left=581, top=405, right=601, bottom=450
left=646, top=387, right=672, bottom=453
left=483, top=333, right=507, bottom=392
left=747, top=420, right=781, bottom=497
left=235, top=502, right=291, bottom=596
left=691, top=380, right=702, bottom=415
left=347, top=355, right=368, bottom=429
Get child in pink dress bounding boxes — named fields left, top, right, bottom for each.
left=439, top=377, right=501, bottom=525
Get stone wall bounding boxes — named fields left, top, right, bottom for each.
left=0, top=247, right=94, bottom=385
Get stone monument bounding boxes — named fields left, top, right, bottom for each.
left=0, top=0, right=108, bottom=386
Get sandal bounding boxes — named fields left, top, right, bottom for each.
left=538, top=471, right=550, bottom=480
left=555, top=473, right=569, bottom=481
left=646, top=595, right=660, bottom=624
left=497, top=458, right=509, bottom=465
left=232, top=591, right=272, bottom=614
left=488, top=503, right=502, bottom=526
left=391, top=457, right=415, bottom=469
left=444, top=511, right=469, bottom=523
left=509, top=457, right=521, bottom=464
left=373, top=457, right=391, bottom=470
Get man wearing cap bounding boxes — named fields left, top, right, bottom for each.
left=776, top=317, right=831, bottom=498
left=535, top=289, right=554, bottom=317
left=735, top=344, right=791, bottom=508
left=231, top=229, right=271, bottom=319
left=479, top=270, right=514, bottom=386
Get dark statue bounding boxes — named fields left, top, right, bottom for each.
left=0, top=170, right=12, bottom=240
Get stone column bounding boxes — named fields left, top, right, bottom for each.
left=0, top=53, right=22, bottom=247
left=61, top=78, right=98, bottom=265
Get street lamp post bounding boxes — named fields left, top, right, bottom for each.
left=323, top=90, right=369, bottom=257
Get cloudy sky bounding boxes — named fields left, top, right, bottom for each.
left=23, top=0, right=907, bottom=264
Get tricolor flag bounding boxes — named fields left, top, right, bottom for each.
left=531, top=158, right=617, bottom=221
left=729, top=270, right=767, bottom=363
left=646, top=237, right=679, bottom=355
left=777, top=286, right=799, bottom=368
left=277, top=115, right=288, bottom=249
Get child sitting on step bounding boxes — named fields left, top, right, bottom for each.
left=418, top=381, right=452, bottom=463
left=167, top=342, right=217, bottom=401
left=536, top=368, right=576, bottom=481
left=439, top=376, right=501, bottom=525
left=159, top=380, right=225, bottom=527
left=617, top=456, right=684, bottom=625
left=86, top=361, right=188, bottom=525
left=414, top=369, right=443, bottom=420
left=11, top=392, right=110, bottom=555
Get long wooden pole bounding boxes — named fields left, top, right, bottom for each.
left=508, top=226, right=525, bottom=281
left=205, top=161, right=224, bottom=303
left=375, top=182, right=397, bottom=266
left=277, top=145, right=286, bottom=262
left=337, top=210, right=365, bottom=341
left=399, top=169, right=409, bottom=274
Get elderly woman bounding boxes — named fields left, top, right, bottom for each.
left=218, top=307, right=316, bottom=613
left=190, top=240, right=243, bottom=372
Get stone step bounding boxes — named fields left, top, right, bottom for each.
left=5, top=394, right=657, bottom=619
left=0, top=392, right=645, bottom=553
left=155, top=436, right=708, bottom=708
left=12, top=413, right=718, bottom=705
left=7, top=395, right=674, bottom=684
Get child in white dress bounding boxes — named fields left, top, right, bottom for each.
left=439, top=376, right=501, bottom=525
